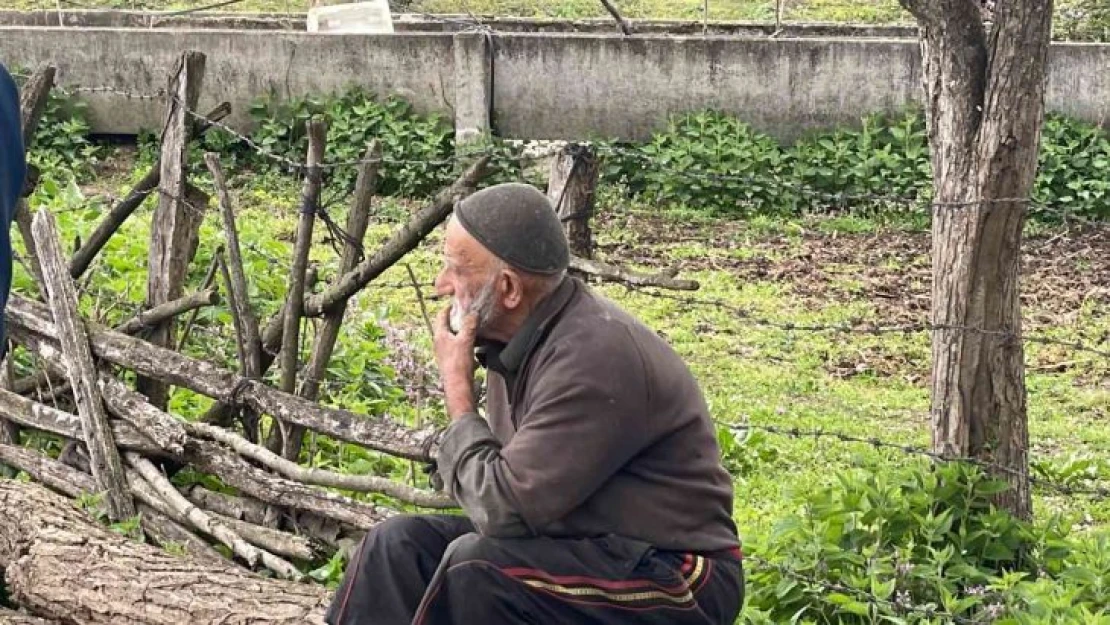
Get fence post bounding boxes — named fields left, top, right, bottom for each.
left=546, top=143, right=599, bottom=259
left=452, top=31, right=493, bottom=147
left=140, top=50, right=207, bottom=410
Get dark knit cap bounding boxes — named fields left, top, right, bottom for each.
left=454, top=182, right=569, bottom=275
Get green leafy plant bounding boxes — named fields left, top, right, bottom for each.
left=743, top=461, right=1109, bottom=624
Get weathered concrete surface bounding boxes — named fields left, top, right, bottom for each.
left=494, top=34, right=924, bottom=141
left=0, top=27, right=456, bottom=135
left=0, top=26, right=1106, bottom=142
left=0, top=10, right=920, bottom=38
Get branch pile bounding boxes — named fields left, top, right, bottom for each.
left=0, top=56, right=701, bottom=624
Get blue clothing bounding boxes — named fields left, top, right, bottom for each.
left=0, top=63, right=26, bottom=358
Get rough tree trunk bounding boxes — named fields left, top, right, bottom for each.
left=546, top=144, right=599, bottom=259
left=0, top=481, right=329, bottom=624
left=899, top=0, right=1054, bottom=518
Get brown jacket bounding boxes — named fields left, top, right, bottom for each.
left=437, top=277, right=739, bottom=553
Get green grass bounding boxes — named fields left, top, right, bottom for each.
left=15, top=145, right=1110, bottom=548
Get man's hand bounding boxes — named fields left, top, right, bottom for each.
left=434, top=306, right=478, bottom=420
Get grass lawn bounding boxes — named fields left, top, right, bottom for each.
left=19, top=145, right=1110, bottom=550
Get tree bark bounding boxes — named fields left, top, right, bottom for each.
left=899, top=0, right=1053, bottom=518
left=0, top=481, right=330, bottom=624
left=0, top=443, right=223, bottom=565
left=0, top=607, right=57, bottom=624
left=31, top=209, right=135, bottom=521
left=141, top=50, right=207, bottom=410
left=546, top=143, right=599, bottom=259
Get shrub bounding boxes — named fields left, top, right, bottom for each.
left=743, top=461, right=1109, bottom=623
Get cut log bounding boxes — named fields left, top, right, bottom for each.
left=181, top=485, right=356, bottom=549
left=31, top=209, right=134, bottom=521
left=0, top=480, right=330, bottom=624
left=546, top=143, right=599, bottom=259
left=0, top=443, right=223, bottom=565
left=6, top=297, right=439, bottom=460
left=141, top=50, right=207, bottom=410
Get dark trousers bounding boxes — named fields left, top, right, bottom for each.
left=326, top=514, right=743, bottom=625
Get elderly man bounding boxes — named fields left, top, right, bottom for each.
left=1, top=63, right=26, bottom=358
left=327, top=183, right=742, bottom=625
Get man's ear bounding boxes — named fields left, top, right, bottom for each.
left=500, top=269, right=526, bottom=311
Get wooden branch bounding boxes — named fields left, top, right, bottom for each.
left=289, top=140, right=382, bottom=461
left=184, top=439, right=391, bottom=530
left=213, top=512, right=323, bottom=562
left=8, top=300, right=438, bottom=462
left=206, top=153, right=261, bottom=381
left=0, top=480, right=330, bottom=624
left=569, top=255, right=700, bottom=290
left=141, top=50, right=207, bottom=410
left=1, top=352, right=21, bottom=477
left=0, top=387, right=163, bottom=455
left=18, top=66, right=56, bottom=144
left=126, top=452, right=302, bottom=580
left=31, top=209, right=134, bottom=521
left=305, top=156, right=492, bottom=318
left=199, top=158, right=490, bottom=429
left=598, top=0, right=632, bottom=35
left=13, top=66, right=57, bottom=290
left=188, top=421, right=454, bottom=508
left=69, top=103, right=232, bottom=280
left=116, top=288, right=219, bottom=335
left=181, top=485, right=355, bottom=550
left=13, top=288, right=218, bottom=398
left=177, top=247, right=223, bottom=351
left=0, top=443, right=222, bottom=565
left=272, top=119, right=326, bottom=459
left=12, top=325, right=188, bottom=455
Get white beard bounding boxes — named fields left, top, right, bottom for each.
left=449, top=276, right=498, bottom=334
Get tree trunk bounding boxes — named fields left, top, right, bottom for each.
left=900, top=0, right=1053, bottom=518
left=0, top=481, right=329, bottom=624
left=546, top=144, right=599, bottom=259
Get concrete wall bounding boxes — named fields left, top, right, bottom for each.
left=0, top=27, right=457, bottom=135
left=0, top=25, right=1107, bottom=142
left=493, top=35, right=925, bottom=141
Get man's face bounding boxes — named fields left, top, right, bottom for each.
left=435, top=218, right=502, bottom=336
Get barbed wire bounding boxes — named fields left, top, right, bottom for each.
left=627, top=288, right=1110, bottom=359
left=722, top=421, right=1110, bottom=498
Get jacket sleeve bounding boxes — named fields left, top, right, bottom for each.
left=436, top=326, right=657, bottom=537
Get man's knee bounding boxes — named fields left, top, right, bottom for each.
left=441, top=532, right=499, bottom=567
